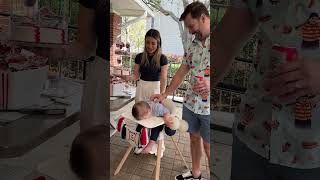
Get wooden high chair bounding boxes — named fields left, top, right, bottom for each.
left=113, top=100, right=189, bottom=180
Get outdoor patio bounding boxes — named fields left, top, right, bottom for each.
left=110, top=101, right=210, bottom=180
left=212, top=130, right=232, bottom=180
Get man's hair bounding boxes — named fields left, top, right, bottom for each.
left=132, top=101, right=150, bottom=120
left=179, top=1, right=209, bottom=21
left=69, top=125, right=108, bottom=179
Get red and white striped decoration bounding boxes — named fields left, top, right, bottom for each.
left=140, top=127, right=149, bottom=146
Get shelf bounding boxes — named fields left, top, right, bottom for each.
left=8, top=41, right=66, bottom=48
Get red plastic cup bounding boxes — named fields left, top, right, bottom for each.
left=195, top=76, right=208, bottom=102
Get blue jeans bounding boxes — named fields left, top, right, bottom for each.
left=136, top=124, right=176, bottom=141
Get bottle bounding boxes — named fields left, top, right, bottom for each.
left=195, top=76, right=208, bottom=102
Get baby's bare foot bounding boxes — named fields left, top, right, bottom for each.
left=142, top=140, right=156, bottom=154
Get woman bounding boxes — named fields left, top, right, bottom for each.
left=131, top=29, right=169, bottom=102
left=123, top=29, right=168, bottom=155
left=26, top=0, right=107, bottom=132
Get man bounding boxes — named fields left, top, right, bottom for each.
left=151, top=2, right=210, bottom=180
left=213, top=1, right=320, bottom=179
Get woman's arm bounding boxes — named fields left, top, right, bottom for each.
left=133, top=64, right=140, bottom=80
left=160, top=64, right=168, bottom=93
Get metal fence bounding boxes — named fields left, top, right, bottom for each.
left=39, top=0, right=87, bottom=80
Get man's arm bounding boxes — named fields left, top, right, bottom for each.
left=163, top=64, right=190, bottom=97
left=212, top=7, right=258, bottom=87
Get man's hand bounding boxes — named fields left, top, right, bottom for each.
left=192, top=79, right=210, bottom=96
left=264, top=58, right=320, bottom=103
left=150, top=93, right=167, bottom=103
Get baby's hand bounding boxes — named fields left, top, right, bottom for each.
left=164, top=113, right=174, bottom=129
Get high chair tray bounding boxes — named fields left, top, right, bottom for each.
left=121, top=110, right=164, bottom=128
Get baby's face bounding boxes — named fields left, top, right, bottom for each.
left=139, top=107, right=152, bottom=120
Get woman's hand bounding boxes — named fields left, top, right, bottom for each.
left=263, top=58, right=320, bottom=102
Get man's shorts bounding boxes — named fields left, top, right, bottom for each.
left=182, top=105, right=210, bottom=143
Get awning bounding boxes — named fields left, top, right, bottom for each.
left=110, top=0, right=156, bottom=17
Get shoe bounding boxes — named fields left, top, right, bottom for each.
left=133, top=146, right=144, bottom=154
left=175, top=171, right=201, bottom=180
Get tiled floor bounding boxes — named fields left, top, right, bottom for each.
left=0, top=100, right=233, bottom=180
left=110, top=101, right=210, bottom=180
left=212, top=130, right=232, bottom=180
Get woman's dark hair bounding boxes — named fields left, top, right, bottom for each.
left=69, top=125, right=108, bottom=179
left=179, top=1, right=209, bottom=21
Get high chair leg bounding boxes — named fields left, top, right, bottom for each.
left=171, top=136, right=189, bottom=170
left=114, top=144, right=133, bottom=175
left=155, top=140, right=162, bottom=180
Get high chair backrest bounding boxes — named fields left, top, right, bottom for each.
left=117, top=117, right=149, bottom=146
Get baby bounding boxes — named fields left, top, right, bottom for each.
left=132, top=100, right=176, bottom=154
left=69, top=125, right=108, bottom=180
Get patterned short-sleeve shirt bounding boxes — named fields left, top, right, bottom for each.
left=231, top=0, right=320, bottom=169
left=182, top=36, right=210, bottom=115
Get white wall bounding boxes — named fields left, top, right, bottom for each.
left=146, top=0, right=185, bottom=56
